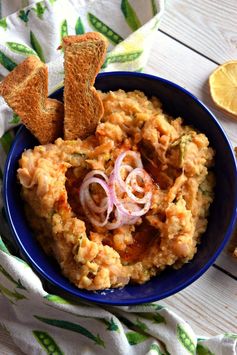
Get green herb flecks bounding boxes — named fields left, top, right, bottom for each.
left=0, top=264, right=26, bottom=290
left=30, top=31, right=46, bottom=62
left=180, top=134, right=192, bottom=165
left=199, top=186, right=210, bottom=196
left=102, top=50, right=143, bottom=68
left=126, top=331, right=149, bottom=345
left=33, top=330, right=64, bottom=355
left=199, top=172, right=215, bottom=197
left=32, top=2, right=47, bottom=19
left=121, top=0, right=141, bottom=31
left=18, top=9, right=30, bottom=24
left=0, top=50, right=17, bottom=71
left=6, top=42, right=37, bottom=57
left=88, top=13, right=124, bottom=45
left=9, top=113, right=21, bottom=124
left=71, top=152, right=86, bottom=159
left=75, top=17, right=85, bottom=35
left=34, top=316, right=105, bottom=347
left=177, top=324, right=196, bottom=355
left=0, top=18, right=7, bottom=31
left=171, top=133, right=192, bottom=166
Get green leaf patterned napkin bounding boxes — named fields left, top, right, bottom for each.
left=0, top=1, right=236, bottom=354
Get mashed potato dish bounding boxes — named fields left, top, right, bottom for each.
left=17, top=90, right=215, bottom=291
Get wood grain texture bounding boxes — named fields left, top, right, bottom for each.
left=159, top=0, right=237, bottom=64
left=217, top=227, right=237, bottom=277
left=162, top=266, right=237, bottom=336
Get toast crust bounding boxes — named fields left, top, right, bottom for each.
left=63, top=33, right=108, bottom=140
left=0, top=56, right=64, bottom=144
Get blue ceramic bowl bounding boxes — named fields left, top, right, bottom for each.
left=3, top=72, right=237, bottom=305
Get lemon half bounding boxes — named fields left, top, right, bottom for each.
left=209, top=60, right=237, bottom=116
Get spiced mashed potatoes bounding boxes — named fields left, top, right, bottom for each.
left=17, top=90, right=215, bottom=291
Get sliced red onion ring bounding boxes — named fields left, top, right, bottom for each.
left=114, top=150, right=142, bottom=191
left=119, top=164, right=133, bottom=182
left=125, top=168, right=152, bottom=204
left=106, top=207, right=139, bottom=230
left=109, top=173, right=151, bottom=218
left=83, top=169, right=108, bottom=182
left=130, top=174, right=144, bottom=193
left=80, top=170, right=110, bottom=214
left=79, top=177, right=113, bottom=227
left=79, top=150, right=153, bottom=230
left=106, top=209, right=124, bottom=230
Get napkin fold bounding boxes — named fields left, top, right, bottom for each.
left=0, top=1, right=236, bottom=354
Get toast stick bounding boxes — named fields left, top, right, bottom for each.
left=0, top=56, right=64, bottom=144
left=63, top=33, right=108, bottom=140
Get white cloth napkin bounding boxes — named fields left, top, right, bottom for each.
left=0, top=1, right=236, bottom=354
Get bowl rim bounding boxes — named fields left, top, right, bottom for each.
left=3, top=71, right=237, bottom=305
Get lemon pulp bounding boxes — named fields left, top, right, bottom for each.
left=209, top=60, right=237, bottom=116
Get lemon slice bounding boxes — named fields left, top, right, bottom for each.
left=209, top=61, right=237, bottom=116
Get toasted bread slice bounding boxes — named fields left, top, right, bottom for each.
left=0, top=56, right=64, bottom=144
left=63, top=33, right=108, bottom=140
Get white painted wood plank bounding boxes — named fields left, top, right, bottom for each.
left=144, top=31, right=237, bottom=275
left=160, top=0, right=237, bottom=64
left=216, top=228, right=237, bottom=277
left=162, top=266, right=237, bottom=336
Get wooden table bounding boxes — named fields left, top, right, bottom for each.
left=0, top=1, right=237, bottom=353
